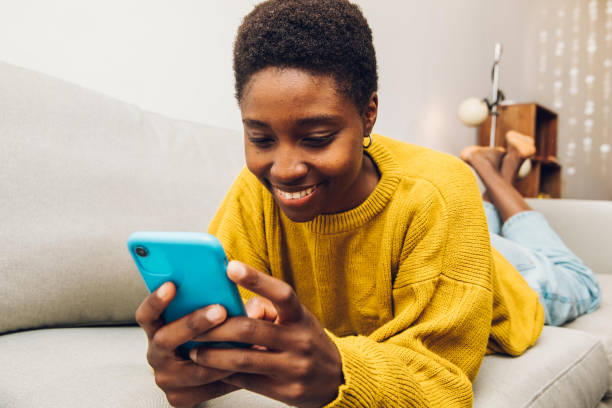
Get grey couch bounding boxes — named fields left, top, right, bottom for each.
left=1, top=61, right=611, bottom=408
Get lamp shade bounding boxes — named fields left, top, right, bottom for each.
left=458, top=97, right=489, bottom=127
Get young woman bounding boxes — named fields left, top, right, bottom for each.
left=135, top=1, right=544, bottom=407
left=460, top=131, right=601, bottom=327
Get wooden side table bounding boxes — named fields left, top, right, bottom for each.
left=477, top=103, right=562, bottom=198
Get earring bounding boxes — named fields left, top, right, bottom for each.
left=363, top=134, right=373, bottom=149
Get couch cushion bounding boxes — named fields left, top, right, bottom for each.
left=0, top=327, right=288, bottom=408
left=564, top=274, right=612, bottom=397
left=0, top=61, right=245, bottom=334
left=3, top=326, right=606, bottom=408
left=525, top=198, right=612, bottom=276
left=473, top=326, right=609, bottom=407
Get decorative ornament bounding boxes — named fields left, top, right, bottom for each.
left=458, top=44, right=506, bottom=146
left=457, top=44, right=531, bottom=175
left=457, top=98, right=489, bottom=127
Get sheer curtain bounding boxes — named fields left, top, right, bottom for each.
left=532, top=0, right=611, bottom=199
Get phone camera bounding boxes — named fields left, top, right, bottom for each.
left=135, top=246, right=149, bottom=257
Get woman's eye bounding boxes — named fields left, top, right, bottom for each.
left=303, top=133, right=336, bottom=147
left=248, top=137, right=274, bottom=147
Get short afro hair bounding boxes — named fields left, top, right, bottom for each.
left=233, top=0, right=378, bottom=113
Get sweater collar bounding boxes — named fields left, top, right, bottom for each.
left=299, top=134, right=401, bottom=234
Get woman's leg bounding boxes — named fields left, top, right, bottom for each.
left=460, top=145, right=505, bottom=204
left=460, top=131, right=534, bottom=223
left=460, top=146, right=505, bottom=234
left=500, top=209, right=601, bottom=325
left=461, top=131, right=601, bottom=325
left=500, top=131, right=536, bottom=185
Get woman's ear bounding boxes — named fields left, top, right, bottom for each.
left=363, top=92, right=378, bottom=135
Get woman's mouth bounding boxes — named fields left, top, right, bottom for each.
left=272, top=184, right=319, bottom=207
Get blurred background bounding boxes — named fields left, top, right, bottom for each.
left=0, top=0, right=609, bottom=199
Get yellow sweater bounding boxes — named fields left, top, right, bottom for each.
left=208, top=134, right=544, bottom=407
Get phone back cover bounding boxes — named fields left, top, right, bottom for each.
left=127, top=232, right=247, bottom=355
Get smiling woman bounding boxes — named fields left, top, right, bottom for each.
left=134, top=1, right=545, bottom=407
left=241, top=68, right=379, bottom=222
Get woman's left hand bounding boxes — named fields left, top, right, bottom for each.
left=190, top=260, right=343, bottom=408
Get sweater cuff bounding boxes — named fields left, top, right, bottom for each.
left=323, top=330, right=375, bottom=408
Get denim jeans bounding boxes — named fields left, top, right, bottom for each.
left=484, top=201, right=601, bottom=326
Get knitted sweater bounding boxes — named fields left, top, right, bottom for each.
left=208, top=134, right=544, bottom=407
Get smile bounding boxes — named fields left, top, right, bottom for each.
left=273, top=184, right=318, bottom=200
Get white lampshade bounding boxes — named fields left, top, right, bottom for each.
left=458, top=97, right=489, bottom=127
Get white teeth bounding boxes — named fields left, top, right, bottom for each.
left=276, top=185, right=316, bottom=200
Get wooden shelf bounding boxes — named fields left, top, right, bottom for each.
left=478, top=103, right=561, bottom=198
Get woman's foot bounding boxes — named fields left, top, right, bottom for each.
left=506, top=131, right=536, bottom=159
left=460, top=145, right=506, bottom=171
left=502, top=131, right=536, bottom=182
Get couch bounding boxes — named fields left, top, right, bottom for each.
left=1, top=61, right=610, bottom=407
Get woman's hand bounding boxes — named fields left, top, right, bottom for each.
left=244, top=295, right=279, bottom=322
left=134, top=282, right=238, bottom=407
left=190, top=261, right=343, bottom=408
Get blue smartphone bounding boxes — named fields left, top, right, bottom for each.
left=127, top=231, right=247, bottom=358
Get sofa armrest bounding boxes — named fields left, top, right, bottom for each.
left=525, top=198, right=612, bottom=276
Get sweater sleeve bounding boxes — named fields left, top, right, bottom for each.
left=324, top=174, right=495, bottom=407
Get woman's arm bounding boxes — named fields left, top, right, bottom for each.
left=324, top=277, right=492, bottom=407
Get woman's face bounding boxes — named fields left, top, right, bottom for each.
left=240, top=67, right=378, bottom=222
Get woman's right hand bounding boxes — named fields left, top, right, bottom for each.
left=135, top=282, right=238, bottom=407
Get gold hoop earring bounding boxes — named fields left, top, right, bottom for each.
left=363, top=134, right=373, bottom=149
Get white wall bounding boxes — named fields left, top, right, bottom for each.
left=0, top=0, right=258, bottom=132
left=0, top=0, right=532, bottom=150
left=522, top=0, right=612, bottom=200
left=9, top=1, right=603, bottom=197
left=357, top=1, right=533, bottom=155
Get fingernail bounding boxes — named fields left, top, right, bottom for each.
left=157, top=283, right=170, bottom=300
left=206, top=306, right=223, bottom=322
left=228, top=262, right=246, bottom=280
left=189, top=348, right=197, bottom=361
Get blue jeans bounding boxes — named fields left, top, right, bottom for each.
left=484, top=201, right=601, bottom=326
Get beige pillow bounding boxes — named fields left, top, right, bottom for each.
left=0, top=61, right=244, bottom=334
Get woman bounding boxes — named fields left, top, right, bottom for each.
left=460, top=131, right=601, bottom=327
left=135, top=1, right=544, bottom=407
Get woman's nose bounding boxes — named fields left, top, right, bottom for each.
left=269, top=148, right=308, bottom=184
